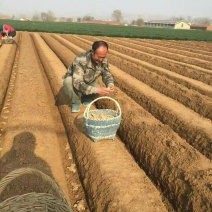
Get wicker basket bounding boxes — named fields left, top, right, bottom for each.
left=83, top=96, right=122, bottom=142
left=1, top=38, right=16, bottom=44
left=0, top=168, right=72, bottom=212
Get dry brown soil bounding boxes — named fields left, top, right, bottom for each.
left=0, top=32, right=211, bottom=212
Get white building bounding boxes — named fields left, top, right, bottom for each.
left=174, top=21, right=191, bottom=29
left=144, top=20, right=191, bottom=29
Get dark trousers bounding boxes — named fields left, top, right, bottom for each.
left=63, top=76, right=99, bottom=105
left=2, top=30, right=16, bottom=37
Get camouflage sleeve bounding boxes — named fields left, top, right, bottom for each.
left=101, top=62, right=114, bottom=87
left=72, top=61, right=96, bottom=95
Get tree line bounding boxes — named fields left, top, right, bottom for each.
left=29, top=10, right=144, bottom=26
left=4, top=9, right=212, bottom=26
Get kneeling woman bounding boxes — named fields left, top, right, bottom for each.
left=0, top=24, right=16, bottom=39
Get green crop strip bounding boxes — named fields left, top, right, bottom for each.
left=1, top=19, right=212, bottom=41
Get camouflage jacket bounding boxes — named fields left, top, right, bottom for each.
left=65, top=50, right=114, bottom=95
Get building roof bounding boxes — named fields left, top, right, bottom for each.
left=144, top=20, right=190, bottom=25
left=190, top=24, right=208, bottom=30
left=144, top=20, right=176, bottom=24
left=190, top=24, right=209, bottom=28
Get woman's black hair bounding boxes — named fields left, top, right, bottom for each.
left=92, top=41, right=109, bottom=51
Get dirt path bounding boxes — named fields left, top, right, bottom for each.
left=107, top=53, right=212, bottom=120
left=53, top=35, right=212, bottom=147
left=39, top=33, right=212, bottom=211
left=139, top=38, right=212, bottom=53
left=117, top=37, right=212, bottom=61
left=32, top=32, right=170, bottom=212
left=52, top=34, right=212, bottom=159
left=62, top=35, right=212, bottom=98
left=76, top=35, right=212, bottom=83
left=0, top=34, right=19, bottom=110
left=111, top=65, right=212, bottom=157
left=0, top=31, right=211, bottom=212
left=89, top=35, right=212, bottom=71
left=121, top=38, right=212, bottom=61
left=0, top=32, right=88, bottom=211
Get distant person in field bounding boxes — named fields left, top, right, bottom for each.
left=63, top=40, right=115, bottom=112
left=0, top=23, right=16, bottom=40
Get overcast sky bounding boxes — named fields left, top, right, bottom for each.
left=0, top=0, right=212, bottom=20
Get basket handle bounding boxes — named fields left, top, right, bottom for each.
left=0, top=168, right=68, bottom=204
left=83, top=96, right=122, bottom=118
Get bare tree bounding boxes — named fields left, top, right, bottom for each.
left=136, top=18, right=144, bottom=26
left=170, top=16, right=185, bottom=22
left=170, top=16, right=212, bottom=25
left=112, top=10, right=123, bottom=23
left=40, top=11, right=56, bottom=22
left=41, top=12, right=47, bottom=21
left=66, top=18, right=73, bottom=22
left=82, top=15, right=95, bottom=21
left=46, top=11, right=56, bottom=22
left=32, top=14, right=40, bottom=21
left=59, top=17, right=66, bottom=22
left=77, top=17, right=82, bottom=22
left=131, top=20, right=136, bottom=25
left=192, top=17, right=211, bottom=25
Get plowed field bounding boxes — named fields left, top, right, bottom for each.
left=0, top=32, right=211, bottom=212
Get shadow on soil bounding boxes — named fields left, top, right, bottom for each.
left=55, top=86, right=93, bottom=141
left=73, top=113, right=90, bottom=139
left=55, top=87, right=70, bottom=107
left=0, top=131, right=55, bottom=202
